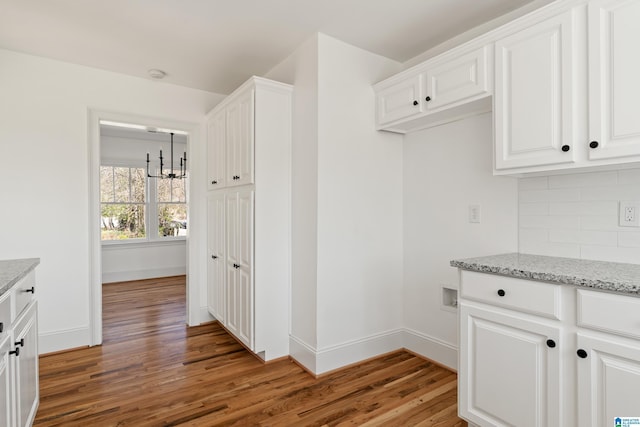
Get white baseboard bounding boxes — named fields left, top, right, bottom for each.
left=102, top=266, right=186, bottom=284
left=39, top=327, right=91, bottom=354
left=196, top=306, right=215, bottom=325
left=290, top=329, right=404, bottom=376
left=402, top=328, right=458, bottom=371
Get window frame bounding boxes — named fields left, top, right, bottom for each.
left=100, top=161, right=187, bottom=246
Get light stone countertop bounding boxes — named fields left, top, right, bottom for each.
left=0, top=258, right=40, bottom=297
left=450, top=253, right=640, bottom=296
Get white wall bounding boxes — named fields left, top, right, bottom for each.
left=403, top=112, right=518, bottom=369
left=519, top=168, right=640, bottom=263
left=100, top=133, right=187, bottom=283
left=265, top=35, right=321, bottom=370
left=266, top=34, right=404, bottom=374
left=0, top=48, right=224, bottom=353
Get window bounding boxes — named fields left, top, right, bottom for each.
left=100, top=165, right=187, bottom=242
left=100, top=166, right=146, bottom=240
left=156, top=178, right=187, bottom=237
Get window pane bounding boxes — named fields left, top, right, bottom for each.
left=131, top=168, right=146, bottom=203
left=157, top=177, right=171, bottom=203
left=114, top=167, right=130, bottom=202
left=172, top=179, right=186, bottom=203
left=100, top=167, right=114, bottom=203
left=101, top=204, right=146, bottom=240
left=158, top=203, right=187, bottom=237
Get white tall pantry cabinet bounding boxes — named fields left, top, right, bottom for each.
left=206, top=76, right=292, bottom=361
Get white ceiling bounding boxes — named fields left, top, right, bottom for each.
left=0, top=0, right=551, bottom=95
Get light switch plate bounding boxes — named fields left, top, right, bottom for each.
left=469, top=204, right=481, bottom=223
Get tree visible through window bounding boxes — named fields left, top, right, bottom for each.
left=101, top=166, right=146, bottom=240
left=100, top=165, right=188, bottom=241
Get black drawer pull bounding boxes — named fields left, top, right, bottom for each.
left=546, top=339, right=556, bottom=348
left=25, top=287, right=35, bottom=294
left=15, top=338, right=24, bottom=347
left=497, top=289, right=506, bottom=297
left=577, top=349, right=588, bottom=359
left=10, top=348, right=19, bottom=357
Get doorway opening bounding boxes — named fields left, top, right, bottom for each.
left=88, top=110, right=200, bottom=346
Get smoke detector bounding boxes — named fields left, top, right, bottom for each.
left=148, top=69, right=167, bottom=80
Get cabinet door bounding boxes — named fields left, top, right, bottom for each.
left=226, top=89, right=254, bottom=187
left=236, top=189, right=254, bottom=349
left=494, top=9, right=578, bottom=170
left=375, top=74, right=424, bottom=126
left=12, top=302, right=38, bottom=427
left=588, top=0, right=640, bottom=160
left=225, top=190, right=254, bottom=350
left=0, top=335, right=11, bottom=427
left=207, top=192, right=226, bottom=323
left=577, top=333, right=640, bottom=427
left=207, top=109, right=226, bottom=189
left=459, top=303, right=561, bottom=427
left=423, top=46, right=491, bottom=111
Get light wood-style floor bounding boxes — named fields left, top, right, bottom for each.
left=35, top=276, right=467, bottom=426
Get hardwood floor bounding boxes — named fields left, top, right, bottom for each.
left=35, top=276, right=467, bottom=426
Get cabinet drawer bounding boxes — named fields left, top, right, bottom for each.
left=0, top=292, right=10, bottom=334
left=460, top=271, right=561, bottom=320
left=577, top=289, right=640, bottom=340
left=12, top=270, right=35, bottom=321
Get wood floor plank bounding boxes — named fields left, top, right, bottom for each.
left=35, top=276, right=467, bottom=426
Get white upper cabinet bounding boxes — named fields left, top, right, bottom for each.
left=588, top=0, right=640, bottom=160
left=494, top=9, right=579, bottom=171
left=423, top=46, right=491, bottom=111
left=374, top=45, right=492, bottom=133
left=207, top=109, right=226, bottom=190
left=376, top=74, right=424, bottom=126
left=226, top=88, right=254, bottom=187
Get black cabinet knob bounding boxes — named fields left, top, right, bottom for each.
left=9, top=348, right=19, bottom=357
left=589, top=141, right=599, bottom=149
left=211, top=255, right=218, bottom=260
left=425, top=96, right=431, bottom=102
left=25, top=287, right=35, bottom=294
left=413, top=100, right=419, bottom=106
left=577, top=349, right=588, bottom=359
left=233, top=263, right=240, bottom=269
left=546, top=339, right=556, bottom=348
left=561, top=145, right=571, bottom=152
left=211, top=180, right=218, bottom=185
left=15, top=339, right=24, bottom=347
left=497, top=289, right=506, bottom=297
left=0, top=322, right=3, bottom=333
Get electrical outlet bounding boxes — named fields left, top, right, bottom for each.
left=619, top=201, right=640, bottom=227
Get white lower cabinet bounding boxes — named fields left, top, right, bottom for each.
left=0, top=334, right=11, bottom=427
left=11, top=302, right=38, bottom=427
left=459, top=270, right=640, bottom=427
left=459, top=303, right=561, bottom=427
left=576, top=333, right=640, bottom=427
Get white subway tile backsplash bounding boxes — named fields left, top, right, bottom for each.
left=548, top=171, right=618, bottom=189
left=520, top=215, right=580, bottom=229
left=549, top=201, right=617, bottom=216
left=519, top=169, right=640, bottom=265
left=618, top=232, right=640, bottom=248
left=580, top=185, right=640, bottom=201
left=618, top=168, right=640, bottom=185
left=580, top=245, right=640, bottom=264
left=519, top=176, right=549, bottom=190
left=549, top=229, right=617, bottom=246
left=519, top=202, right=549, bottom=216
left=520, top=189, right=581, bottom=203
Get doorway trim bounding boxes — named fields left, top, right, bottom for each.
left=88, top=109, right=201, bottom=346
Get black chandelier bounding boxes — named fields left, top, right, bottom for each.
left=146, top=132, right=187, bottom=180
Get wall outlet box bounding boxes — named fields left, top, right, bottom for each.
left=619, top=201, right=640, bottom=227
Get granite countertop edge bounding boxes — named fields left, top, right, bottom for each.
left=0, top=258, right=41, bottom=297
left=450, top=253, right=640, bottom=296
